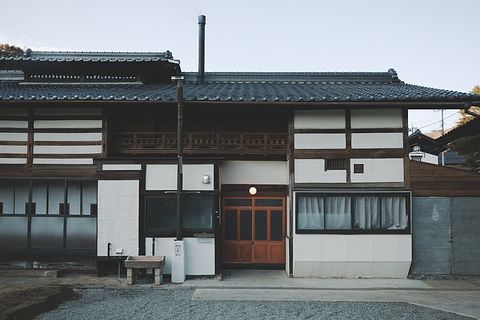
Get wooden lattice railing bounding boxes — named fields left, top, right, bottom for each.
left=112, top=132, right=288, bottom=155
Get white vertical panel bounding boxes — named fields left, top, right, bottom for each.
left=97, top=180, right=139, bottom=257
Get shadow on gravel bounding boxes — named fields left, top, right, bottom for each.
left=4, top=286, right=79, bottom=320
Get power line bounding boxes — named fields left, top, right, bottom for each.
left=416, top=112, right=457, bottom=130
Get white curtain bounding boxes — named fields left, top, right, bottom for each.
left=325, top=196, right=351, bottom=229
left=297, top=195, right=324, bottom=229
left=381, top=196, right=407, bottom=229
left=354, top=196, right=380, bottom=230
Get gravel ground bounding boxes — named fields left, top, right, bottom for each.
left=37, top=288, right=473, bottom=320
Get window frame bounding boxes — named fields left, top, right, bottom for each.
left=144, top=191, right=217, bottom=237
left=295, top=191, right=411, bottom=235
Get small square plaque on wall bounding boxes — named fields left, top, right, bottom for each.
left=353, top=163, right=364, bottom=174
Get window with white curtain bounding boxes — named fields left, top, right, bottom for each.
left=296, top=193, right=409, bottom=233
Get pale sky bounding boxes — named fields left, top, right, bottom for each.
left=1, top=0, right=478, bottom=133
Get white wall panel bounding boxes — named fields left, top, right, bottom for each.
left=0, top=145, right=27, bottom=153
left=294, top=133, right=346, bottom=149
left=33, top=158, right=94, bottom=165
left=352, top=133, right=403, bottom=149
left=0, top=120, right=28, bottom=128
left=97, top=180, right=139, bottom=257
left=102, top=164, right=142, bottom=171
left=351, top=158, right=404, bottom=183
left=293, top=234, right=411, bottom=278
left=33, top=145, right=102, bottom=154
left=146, top=164, right=215, bottom=191
left=220, top=161, right=288, bottom=185
left=351, top=109, right=402, bottom=128
left=0, top=133, right=28, bottom=141
left=34, top=120, right=102, bottom=128
left=34, top=108, right=102, bottom=116
left=0, top=158, right=27, bottom=164
left=294, top=110, right=345, bottom=129
left=35, top=132, right=102, bottom=141
left=145, top=237, right=215, bottom=275
left=295, top=159, right=347, bottom=183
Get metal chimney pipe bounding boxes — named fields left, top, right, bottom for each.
left=198, top=15, right=206, bottom=84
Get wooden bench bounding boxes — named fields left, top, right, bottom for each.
left=124, top=256, right=165, bottom=285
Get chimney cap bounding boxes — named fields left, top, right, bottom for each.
left=198, top=15, right=206, bottom=25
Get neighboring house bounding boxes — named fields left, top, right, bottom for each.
left=1, top=48, right=480, bottom=279
left=409, top=118, right=480, bottom=168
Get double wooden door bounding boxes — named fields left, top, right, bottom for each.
left=222, top=197, right=285, bottom=264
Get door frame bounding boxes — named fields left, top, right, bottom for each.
left=221, top=195, right=286, bottom=266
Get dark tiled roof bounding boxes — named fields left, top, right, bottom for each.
left=0, top=50, right=178, bottom=63
left=1, top=71, right=479, bottom=103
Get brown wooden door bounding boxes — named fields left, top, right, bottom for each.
left=222, top=197, right=285, bottom=265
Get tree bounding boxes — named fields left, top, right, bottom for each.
left=450, top=85, right=480, bottom=171
left=0, top=43, right=24, bottom=57
left=456, top=85, right=480, bottom=126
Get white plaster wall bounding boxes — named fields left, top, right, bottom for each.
left=34, top=119, right=103, bottom=128
left=220, top=161, right=288, bottom=185
left=351, top=158, right=404, bottom=183
left=102, top=164, right=142, bottom=171
left=295, top=159, right=346, bottom=183
left=146, top=164, right=214, bottom=191
left=145, top=237, right=215, bottom=275
left=97, top=180, right=139, bottom=257
left=294, top=133, right=346, bottom=149
left=35, top=132, right=102, bottom=141
left=0, top=133, right=28, bottom=141
left=0, top=145, right=27, bottom=153
left=294, top=110, right=345, bottom=129
left=33, top=158, right=93, bottom=165
left=409, top=152, right=438, bottom=165
left=0, top=120, right=28, bottom=128
left=351, top=133, right=403, bottom=149
left=0, top=158, right=26, bottom=164
left=33, top=145, right=102, bottom=154
left=293, top=234, right=411, bottom=278
left=351, top=109, right=402, bottom=128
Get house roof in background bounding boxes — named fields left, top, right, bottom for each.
left=0, top=50, right=178, bottom=63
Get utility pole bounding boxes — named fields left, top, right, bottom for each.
left=172, top=76, right=185, bottom=240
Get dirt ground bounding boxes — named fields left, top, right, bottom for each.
left=0, top=285, right=77, bottom=320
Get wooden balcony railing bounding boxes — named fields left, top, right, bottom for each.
left=112, top=132, right=289, bottom=156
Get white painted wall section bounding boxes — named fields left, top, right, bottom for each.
left=145, top=237, right=215, bottom=275
left=294, top=110, right=345, bottom=129
left=294, top=134, right=346, bottom=149
left=102, top=164, right=142, bottom=171
left=33, top=158, right=94, bottom=165
left=295, top=159, right=346, bottom=183
left=97, top=180, right=139, bottom=257
left=220, top=161, right=288, bottom=185
left=351, top=158, right=404, bottom=183
left=293, top=234, right=411, bottom=278
left=351, top=133, right=404, bottom=149
left=351, top=109, right=402, bottom=128
left=146, top=164, right=214, bottom=191
left=34, top=120, right=103, bottom=128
